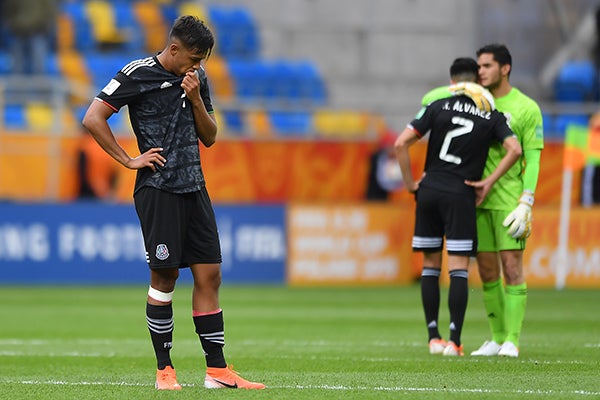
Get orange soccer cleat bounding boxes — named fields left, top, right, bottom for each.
left=204, top=365, right=265, bottom=389
left=155, top=366, right=182, bottom=390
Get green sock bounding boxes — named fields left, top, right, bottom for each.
left=482, top=279, right=506, bottom=343
left=504, top=282, right=527, bottom=347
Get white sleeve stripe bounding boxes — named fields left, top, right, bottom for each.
left=122, top=57, right=156, bottom=75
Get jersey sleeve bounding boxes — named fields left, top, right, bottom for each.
left=520, top=101, right=544, bottom=151
left=409, top=102, right=437, bottom=138
left=95, top=72, right=139, bottom=112
left=492, top=112, right=515, bottom=143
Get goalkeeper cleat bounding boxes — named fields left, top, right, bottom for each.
left=205, top=365, right=266, bottom=389
left=470, top=340, right=502, bottom=356
left=498, top=341, right=519, bottom=357
left=155, top=366, right=182, bottom=390
left=442, top=341, right=464, bottom=356
left=429, top=338, right=447, bottom=354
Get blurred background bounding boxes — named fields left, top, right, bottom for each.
left=1, top=0, right=600, bottom=289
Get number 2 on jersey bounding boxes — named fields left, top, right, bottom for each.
left=439, top=116, right=474, bottom=165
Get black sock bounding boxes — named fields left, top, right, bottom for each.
left=146, top=303, right=174, bottom=370
left=421, top=267, right=442, bottom=341
left=193, top=310, right=226, bottom=368
left=448, top=269, right=469, bottom=346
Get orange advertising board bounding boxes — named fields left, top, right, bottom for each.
left=523, top=206, right=600, bottom=288
left=287, top=204, right=415, bottom=286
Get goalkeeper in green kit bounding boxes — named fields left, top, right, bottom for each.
left=469, top=44, right=544, bottom=358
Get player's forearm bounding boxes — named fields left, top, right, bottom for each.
left=394, top=128, right=419, bottom=192
left=82, top=111, right=132, bottom=167
left=192, top=105, right=217, bottom=147
left=522, top=148, right=541, bottom=194
left=484, top=137, right=522, bottom=187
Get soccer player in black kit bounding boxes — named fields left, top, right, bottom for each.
left=394, top=58, right=522, bottom=356
left=82, top=16, right=265, bottom=390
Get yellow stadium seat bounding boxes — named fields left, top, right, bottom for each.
left=25, top=103, right=77, bottom=132
left=25, top=103, right=54, bottom=130
left=178, top=2, right=207, bottom=21
left=205, top=56, right=234, bottom=100
left=245, top=110, right=272, bottom=137
left=313, top=110, right=372, bottom=138
left=84, top=0, right=126, bottom=45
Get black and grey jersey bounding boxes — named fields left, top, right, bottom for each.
left=95, top=56, right=214, bottom=194
left=409, top=95, right=514, bottom=195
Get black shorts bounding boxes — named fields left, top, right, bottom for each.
left=412, top=186, right=477, bottom=256
left=134, top=186, right=222, bottom=269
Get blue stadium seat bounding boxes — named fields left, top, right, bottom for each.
left=86, top=53, right=140, bottom=90
left=0, top=52, right=11, bottom=75
left=61, top=1, right=94, bottom=51
left=228, top=59, right=271, bottom=100
left=112, top=1, right=144, bottom=52
left=553, top=114, right=589, bottom=138
left=221, top=110, right=244, bottom=134
left=269, top=110, right=313, bottom=136
left=554, top=60, right=598, bottom=102
left=207, top=5, right=260, bottom=59
left=3, top=104, right=27, bottom=129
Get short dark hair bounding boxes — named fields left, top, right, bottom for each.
left=449, top=57, right=479, bottom=82
left=477, top=43, right=512, bottom=74
left=170, top=15, right=214, bottom=58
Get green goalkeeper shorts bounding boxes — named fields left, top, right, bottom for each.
left=476, top=208, right=526, bottom=252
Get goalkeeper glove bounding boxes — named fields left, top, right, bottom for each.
left=448, top=82, right=495, bottom=113
left=502, top=191, right=534, bottom=239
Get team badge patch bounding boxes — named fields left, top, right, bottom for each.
left=155, top=244, right=170, bottom=261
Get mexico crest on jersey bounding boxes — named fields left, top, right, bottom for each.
left=155, top=244, right=170, bottom=261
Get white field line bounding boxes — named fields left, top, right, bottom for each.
left=0, top=338, right=596, bottom=366
left=5, top=380, right=600, bottom=397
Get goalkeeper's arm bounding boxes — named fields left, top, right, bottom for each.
left=502, top=148, right=542, bottom=239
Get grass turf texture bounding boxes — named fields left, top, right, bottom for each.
left=0, top=285, right=598, bottom=399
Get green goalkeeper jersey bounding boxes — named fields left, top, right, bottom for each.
left=478, top=87, right=544, bottom=210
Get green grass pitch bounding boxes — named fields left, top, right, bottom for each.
left=0, top=284, right=598, bottom=399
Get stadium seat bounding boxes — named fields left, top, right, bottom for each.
left=60, top=1, right=94, bottom=51
left=113, top=1, right=144, bottom=52
left=244, top=109, right=272, bottom=137
left=85, top=53, right=133, bottom=90
left=0, top=52, right=11, bottom=75
left=542, top=113, right=556, bottom=139
left=177, top=1, right=207, bottom=22
left=269, top=110, right=313, bottom=136
left=295, top=61, right=327, bottom=105
left=84, top=0, right=128, bottom=49
left=3, top=104, right=26, bottom=129
left=221, top=110, right=244, bottom=134
left=133, top=1, right=167, bottom=53
left=554, top=60, right=598, bottom=102
left=25, top=103, right=54, bottom=130
left=553, top=114, right=589, bottom=138
left=207, top=5, right=260, bottom=59
left=204, top=56, right=235, bottom=100
left=313, top=110, right=371, bottom=138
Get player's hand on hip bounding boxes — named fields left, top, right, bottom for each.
left=126, top=147, right=166, bottom=172
left=464, top=179, right=492, bottom=206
